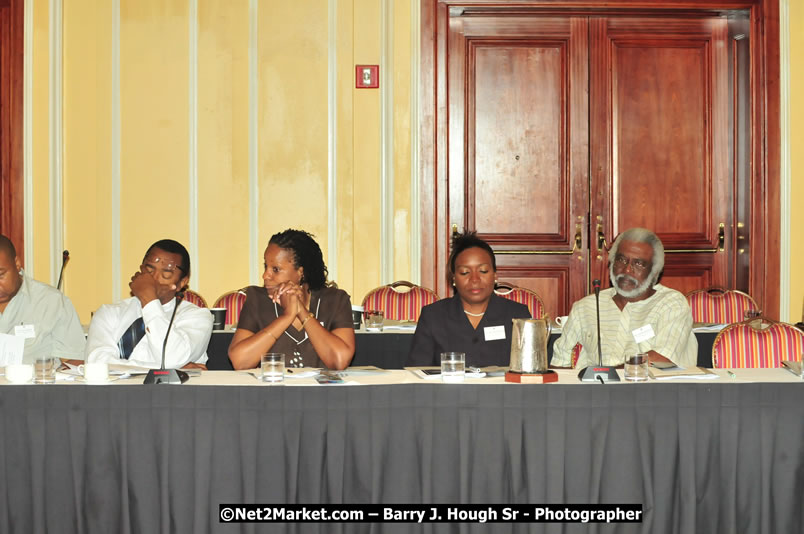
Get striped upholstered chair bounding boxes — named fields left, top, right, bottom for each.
left=712, top=318, right=804, bottom=368
left=494, top=283, right=546, bottom=319
left=213, top=289, right=248, bottom=327
left=361, top=281, right=439, bottom=321
left=183, top=289, right=208, bottom=308
left=686, top=288, right=758, bottom=324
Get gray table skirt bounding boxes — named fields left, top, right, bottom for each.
left=1, top=383, right=802, bottom=533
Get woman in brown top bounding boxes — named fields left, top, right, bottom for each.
left=228, top=229, right=355, bottom=369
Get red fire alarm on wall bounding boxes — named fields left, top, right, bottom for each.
left=355, top=65, right=379, bottom=88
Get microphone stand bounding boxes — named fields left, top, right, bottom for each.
left=57, top=250, right=69, bottom=291
left=577, top=279, right=620, bottom=383
left=143, top=293, right=189, bottom=384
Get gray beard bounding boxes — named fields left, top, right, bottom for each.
left=609, top=266, right=655, bottom=298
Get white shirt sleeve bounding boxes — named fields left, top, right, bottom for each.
left=85, top=303, right=128, bottom=364
left=127, top=299, right=212, bottom=368
left=645, top=293, right=698, bottom=368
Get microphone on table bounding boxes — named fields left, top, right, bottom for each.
left=577, top=279, right=620, bottom=383
left=57, top=250, right=70, bottom=291
left=143, top=291, right=189, bottom=384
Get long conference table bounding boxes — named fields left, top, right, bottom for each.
left=2, top=366, right=803, bottom=533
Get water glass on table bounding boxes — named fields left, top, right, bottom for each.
left=261, top=353, right=285, bottom=383
left=364, top=310, right=384, bottom=332
left=440, top=352, right=466, bottom=383
left=34, top=355, right=57, bottom=384
left=624, top=353, right=648, bottom=382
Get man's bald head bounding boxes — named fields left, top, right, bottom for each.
left=0, top=235, right=16, bottom=260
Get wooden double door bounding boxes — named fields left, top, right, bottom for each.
left=435, top=11, right=746, bottom=317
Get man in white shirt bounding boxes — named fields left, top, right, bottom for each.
left=0, top=234, right=85, bottom=363
left=553, top=228, right=697, bottom=369
left=86, top=239, right=212, bottom=369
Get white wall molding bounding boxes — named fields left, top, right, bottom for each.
left=48, top=0, right=63, bottom=286
left=23, top=0, right=34, bottom=274
left=327, top=0, right=338, bottom=282
left=779, top=0, right=791, bottom=321
left=248, top=0, right=259, bottom=284
left=188, top=0, right=199, bottom=288
left=380, top=0, right=394, bottom=284
left=112, top=0, right=121, bottom=301
left=409, top=0, right=421, bottom=284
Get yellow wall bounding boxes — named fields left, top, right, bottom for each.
left=790, top=0, right=804, bottom=322
left=42, top=0, right=416, bottom=322
left=28, top=1, right=804, bottom=323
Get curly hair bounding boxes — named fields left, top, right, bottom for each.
left=448, top=230, right=497, bottom=275
left=269, top=229, right=328, bottom=290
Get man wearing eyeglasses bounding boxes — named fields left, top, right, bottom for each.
left=85, top=239, right=213, bottom=369
left=552, top=228, right=697, bottom=369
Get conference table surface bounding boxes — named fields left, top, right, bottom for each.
left=2, top=367, right=803, bottom=533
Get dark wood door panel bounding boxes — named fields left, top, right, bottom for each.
left=0, top=0, right=24, bottom=262
left=658, top=257, right=716, bottom=298
left=445, top=13, right=589, bottom=315
left=614, top=43, right=709, bottom=237
left=425, top=1, right=779, bottom=318
left=471, top=41, right=564, bottom=237
left=496, top=264, right=570, bottom=320
left=590, top=16, right=730, bottom=285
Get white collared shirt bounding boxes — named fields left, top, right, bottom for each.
left=0, top=271, right=85, bottom=363
left=85, top=296, right=212, bottom=368
left=553, top=284, right=698, bottom=368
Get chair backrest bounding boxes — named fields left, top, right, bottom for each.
left=686, top=288, right=758, bottom=324
left=361, top=281, right=439, bottom=321
left=494, top=283, right=545, bottom=319
left=183, top=289, right=207, bottom=308
left=711, top=319, right=804, bottom=368
left=213, top=289, right=248, bottom=326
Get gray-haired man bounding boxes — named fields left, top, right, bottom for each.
left=552, top=228, right=697, bottom=369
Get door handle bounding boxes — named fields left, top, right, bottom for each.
left=596, top=223, right=608, bottom=252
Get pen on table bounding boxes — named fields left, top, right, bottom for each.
left=727, top=370, right=736, bottom=379
left=286, top=368, right=293, bottom=373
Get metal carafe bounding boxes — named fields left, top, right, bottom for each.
left=509, top=318, right=551, bottom=373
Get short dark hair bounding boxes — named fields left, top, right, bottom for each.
left=269, top=229, right=328, bottom=291
left=144, top=239, right=191, bottom=279
left=0, top=235, right=16, bottom=259
left=449, top=230, right=496, bottom=274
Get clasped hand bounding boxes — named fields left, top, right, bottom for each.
left=269, top=282, right=308, bottom=320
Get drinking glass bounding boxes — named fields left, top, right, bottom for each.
left=624, top=353, right=649, bottom=382
left=440, top=352, right=465, bottom=383
left=33, top=355, right=57, bottom=384
left=261, top=353, right=285, bottom=383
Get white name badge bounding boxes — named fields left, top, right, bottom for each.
left=632, top=324, right=655, bottom=344
left=14, top=324, right=36, bottom=339
left=484, top=325, right=506, bottom=341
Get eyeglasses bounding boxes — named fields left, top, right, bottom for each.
left=141, top=256, right=186, bottom=280
left=613, top=255, right=650, bottom=273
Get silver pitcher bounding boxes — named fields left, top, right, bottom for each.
left=509, top=318, right=552, bottom=373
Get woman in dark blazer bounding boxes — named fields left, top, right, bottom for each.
left=407, top=231, right=531, bottom=367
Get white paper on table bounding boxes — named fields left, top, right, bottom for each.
left=381, top=324, right=417, bottom=331
left=693, top=324, right=729, bottom=333
left=0, top=333, right=25, bottom=366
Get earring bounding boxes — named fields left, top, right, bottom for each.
left=18, top=269, right=23, bottom=275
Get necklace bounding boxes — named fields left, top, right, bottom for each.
left=463, top=309, right=486, bottom=317
left=274, top=295, right=321, bottom=367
